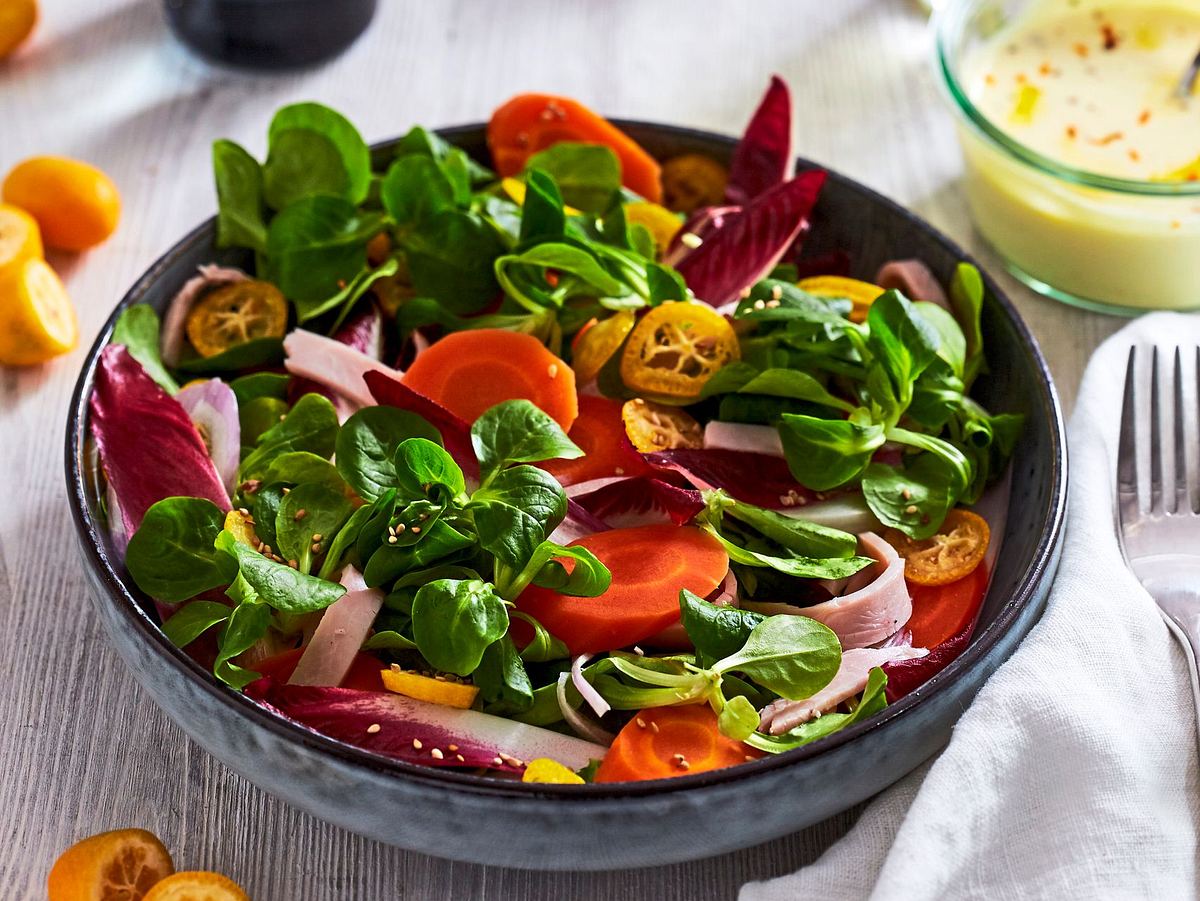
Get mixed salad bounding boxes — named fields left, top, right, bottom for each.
left=89, top=77, right=1021, bottom=784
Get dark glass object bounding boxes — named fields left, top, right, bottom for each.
left=163, top=0, right=377, bottom=70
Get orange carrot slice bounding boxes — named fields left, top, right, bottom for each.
left=402, top=329, right=578, bottom=432
left=540, top=395, right=648, bottom=487
left=595, top=704, right=762, bottom=782
left=488, top=94, right=662, bottom=202
left=516, top=523, right=727, bottom=654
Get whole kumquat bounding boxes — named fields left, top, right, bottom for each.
left=3, top=155, right=121, bottom=251
left=0, top=0, right=37, bottom=58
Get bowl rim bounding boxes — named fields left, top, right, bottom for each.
left=933, top=0, right=1200, bottom=199
left=65, top=119, right=1068, bottom=801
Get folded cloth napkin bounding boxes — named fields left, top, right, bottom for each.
left=742, top=313, right=1200, bottom=901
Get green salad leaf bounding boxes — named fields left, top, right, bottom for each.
left=125, top=497, right=231, bottom=602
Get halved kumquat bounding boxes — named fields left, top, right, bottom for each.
left=0, top=202, right=43, bottom=280
left=0, top=257, right=77, bottom=365
left=47, top=828, right=174, bottom=901
left=141, top=871, right=250, bottom=901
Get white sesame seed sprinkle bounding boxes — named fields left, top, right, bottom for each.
left=367, top=723, right=381, bottom=734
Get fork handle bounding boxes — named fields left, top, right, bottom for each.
left=1133, top=555, right=1200, bottom=744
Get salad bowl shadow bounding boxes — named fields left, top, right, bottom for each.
left=65, top=122, right=1066, bottom=870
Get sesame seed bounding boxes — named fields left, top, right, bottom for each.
left=680, top=232, right=702, bottom=249
left=387, top=525, right=396, bottom=537
left=650, top=722, right=660, bottom=734
left=614, top=466, right=625, bottom=475
left=745, top=755, right=756, bottom=761
left=395, top=523, right=406, bottom=533
left=431, top=748, right=444, bottom=760
left=499, top=753, right=524, bottom=767
left=448, top=744, right=458, bottom=752
left=633, top=645, right=644, bottom=656
left=456, top=754, right=465, bottom=762
left=312, top=533, right=323, bottom=542
left=901, top=488, right=912, bottom=500
left=310, top=543, right=322, bottom=554
left=240, top=479, right=261, bottom=494
left=905, top=505, right=918, bottom=514
left=238, top=507, right=251, bottom=517
left=411, top=526, right=421, bottom=534
left=367, top=723, right=381, bottom=734
left=281, top=487, right=290, bottom=495
left=412, top=739, right=423, bottom=750
left=494, top=757, right=504, bottom=766
left=287, top=559, right=298, bottom=569
left=765, top=299, right=781, bottom=308
left=548, top=364, right=559, bottom=378
left=293, top=509, right=307, bottom=522
left=261, top=544, right=272, bottom=555
left=390, top=663, right=402, bottom=672
left=636, top=717, right=647, bottom=729
left=387, top=535, right=398, bottom=544
left=753, top=299, right=766, bottom=310
left=771, top=285, right=782, bottom=301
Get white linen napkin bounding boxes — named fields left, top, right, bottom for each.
left=742, top=313, right=1200, bottom=901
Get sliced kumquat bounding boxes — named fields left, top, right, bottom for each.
left=185, top=279, right=288, bottom=358
left=522, top=758, right=586, bottom=784
left=885, top=509, right=990, bottom=587
left=570, top=310, right=635, bottom=385
left=619, top=301, right=739, bottom=401
left=381, top=667, right=480, bottom=709
left=621, top=397, right=703, bottom=452
left=623, top=201, right=684, bottom=257
left=141, top=870, right=250, bottom=901
left=659, top=154, right=729, bottom=214
left=798, top=276, right=885, bottom=324
left=47, top=828, right=174, bottom=901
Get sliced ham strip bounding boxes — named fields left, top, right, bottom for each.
left=161, top=264, right=249, bottom=366
left=745, top=532, right=911, bottom=649
left=703, top=421, right=785, bottom=457
left=288, top=566, right=383, bottom=688
left=758, top=644, right=928, bottom=734
left=283, top=328, right=399, bottom=411
left=874, top=259, right=949, bottom=309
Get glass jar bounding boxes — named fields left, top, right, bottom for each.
left=934, top=0, right=1200, bottom=314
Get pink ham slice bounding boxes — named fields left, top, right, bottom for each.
left=747, top=532, right=911, bottom=649
left=283, top=328, right=398, bottom=411
left=874, top=259, right=949, bottom=309
left=758, top=644, right=928, bottom=734
left=288, top=566, right=384, bottom=687
left=702, top=421, right=785, bottom=457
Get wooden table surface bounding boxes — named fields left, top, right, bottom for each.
left=0, top=1, right=1124, bottom=897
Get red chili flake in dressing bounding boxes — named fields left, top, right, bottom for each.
left=1138, top=110, right=1152, bottom=125
left=1073, top=42, right=1090, bottom=58
left=1101, top=23, right=1120, bottom=50
left=1066, top=125, right=1078, bottom=140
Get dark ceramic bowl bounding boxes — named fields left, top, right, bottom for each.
left=66, top=123, right=1066, bottom=870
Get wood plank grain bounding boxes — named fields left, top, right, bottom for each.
left=0, top=0, right=1116, bottom=897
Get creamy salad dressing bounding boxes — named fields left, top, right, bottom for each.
left=965, top=5, right=1200, bottom=181
left=946, top=0, right=1200, bottom=310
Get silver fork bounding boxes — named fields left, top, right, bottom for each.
left=1117, top=347, right=1200, bottom=723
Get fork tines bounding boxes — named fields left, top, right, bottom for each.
left=1118, top=346, right=1200, bottom=517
